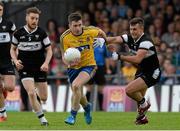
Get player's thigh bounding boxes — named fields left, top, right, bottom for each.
left=2, top=75, right=15, bottom=91
left=21, top=78, right=35, bottom=94
left=72, top=71, right=91, bottom=88
left=126, top=77, right=148, bottom=94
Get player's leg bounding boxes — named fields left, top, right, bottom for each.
left=35, top=82, right=48, bottom=103
left=22, top=78, right=48, bottom=126
left=125, top=77, right=150, bottom=125
left=33, top=71, right=49, bottom=126
left=0, top=76, right=7, bottom=122
left=0, top=65, right=15, bottom=122
left=65, top=71, right=91, bottom=125
left=35, top=82, right=48, bottom=126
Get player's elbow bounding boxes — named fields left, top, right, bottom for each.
left=133, top=57, right=143, bottom=64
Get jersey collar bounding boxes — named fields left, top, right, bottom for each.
left=134, top=33, right=144, bottom=43
left=24, top=25, right=38, bottom=34
left=0, top=17, right=2, bottom=23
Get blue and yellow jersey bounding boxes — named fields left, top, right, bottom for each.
left=60, top=26, right=100, bottom=69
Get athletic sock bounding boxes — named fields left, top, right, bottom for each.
left=36, top=111, right=47, bottom=123
left=70, top=109, right=77, bottom=118
left=83, top=103, right=90, bottom=112
left=139, top=98, right=147, bottom=108
left=0, top=107, right=7, bottom=117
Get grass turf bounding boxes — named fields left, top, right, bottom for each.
left=0, top=112, right=180, bottom=130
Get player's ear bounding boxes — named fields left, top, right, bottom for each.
left=25, top=15, right=28, bottom=23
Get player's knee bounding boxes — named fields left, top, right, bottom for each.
left=40, top=95, right=47, bottom=102
left=5, top=84, right=15, bottom=92
left=72, top=82, right=81, bottom=91
left=27, top=90, right=36, bottom=98
left=125, top=87, right=132, bottom=96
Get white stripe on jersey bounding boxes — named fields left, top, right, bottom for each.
left=18, top=42, right=42, bottom=51
left=139, top=41, right=153, bottom=49
left=11, top=24, right=16, bottom=31
left=0, top=32, right=11, bottom=43
left=121, top=34, right=128, bottom=42
left=12, top=36, right=18, bottom=44
left=43, top=37, right=51, bottom=46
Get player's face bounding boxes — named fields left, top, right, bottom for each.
left=130, top=24, right=144, bottom=40
left=0, top=5, right=3, bottom=17
left=69, top=20, right=83, bottom=35
left=26, top=13, right=39, bottom=30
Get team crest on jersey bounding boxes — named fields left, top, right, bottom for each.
left=2, top=26, right=6, bottom=30
left=20, top=36, right=25, bottom=39
left=35, top=35, right=39, bottom=39
left=86, top=36, right=90, bottom=42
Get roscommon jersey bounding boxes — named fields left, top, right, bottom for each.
left=60, top=26, right=100, bottom=69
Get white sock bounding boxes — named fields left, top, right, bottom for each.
left=36, top=111, right=48, bottom=123
left=0, top=107, right=7, bottom=117
left=140, top=101, right=147, bottom=108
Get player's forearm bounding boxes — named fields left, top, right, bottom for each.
left=10, top=46, right=18, bottom=62
left=45, top=46, right=52, bottom=64
left=120, top=55, right=142, bottom=64
left=106, top=36, right=123, bottom=45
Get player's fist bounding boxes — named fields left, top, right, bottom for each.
left=112, top=52, right=121, bottom=60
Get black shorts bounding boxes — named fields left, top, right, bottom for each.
left=19, top=70, right=47, bottom=82
left=135, top=68, right=161, bottom=87
left=0, top=63, right=15, bottom=75
left=87, top=65, right=106, bottom=85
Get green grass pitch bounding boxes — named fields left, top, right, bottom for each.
left=0, top=112, right=180, bottom=130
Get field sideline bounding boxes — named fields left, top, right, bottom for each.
left=0, top=112, right=180, bottom=130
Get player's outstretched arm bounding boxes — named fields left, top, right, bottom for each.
left=115, top=49, right=148, bottom=64
left=106, top=36, right=124, bottom=45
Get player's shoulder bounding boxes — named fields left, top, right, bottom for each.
left=2, top=18, right=13, bottom=24
left=83, top=26, right=99, bottom=31
left=61, top=29, right=71, bottom=39
left=36, top=26, right=46, bottom=33
left=14, top=26, right=24, bottom=35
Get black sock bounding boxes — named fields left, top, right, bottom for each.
left=98, top=92, right=103, bottom=111
left=86, top=91, right=91, bottom=101
left=138, top=98, right=145, bottom=105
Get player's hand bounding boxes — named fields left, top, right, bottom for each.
left=107, top=44, right=116, bottom=52
left=40, top=62, right=49, bottom=72
left=93, top=38, right=105, bottom=48
left=112, top=52, right=121, bottom=60
left=69, top=58, right=81, bottom=66
left=14, top=60, right=24, bottom=70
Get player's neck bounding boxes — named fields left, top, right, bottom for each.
left=25, top=25, right=37, bottom=33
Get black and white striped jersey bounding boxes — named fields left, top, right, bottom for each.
left=12, top=26, right=51, bottom=70
left=121, top=33, right=160, bottom=73
left=0, top=18, right=16, bottom=64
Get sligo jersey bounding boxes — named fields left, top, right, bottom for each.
left=0, top=18, right=16, bottom=65
left=60, top=26, right=100, bottom=69
left=12, top=26, right=51, bottom=71
left=121, top=33, right=160, bottom=74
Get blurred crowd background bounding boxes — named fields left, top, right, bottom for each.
left=2, top=0, right=180, bottom=110
left=43, top=0, right=180, bottom=86
left=2, top=0, right=180, bottom=85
